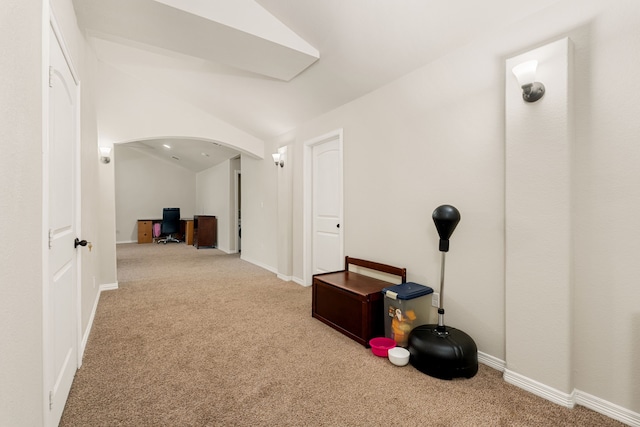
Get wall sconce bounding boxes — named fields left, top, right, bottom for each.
left=99, top=146, right=112, bottom=164
left=512, top=60, right=545, bottom=102
left=272, top=152, right=284, bottom=168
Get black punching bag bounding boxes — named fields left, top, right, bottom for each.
left=433, top=205, right=460, bottom=252
left=407, top=204, right=478, bottom=380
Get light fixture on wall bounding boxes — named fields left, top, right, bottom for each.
left=512, top=60, right=545, bottom=102
left=99, top=146, right=112, bottom=164
left=272, top=152, right=284, bottom=168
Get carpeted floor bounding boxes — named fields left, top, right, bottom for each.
left=60, top=243, right=624, bottom=426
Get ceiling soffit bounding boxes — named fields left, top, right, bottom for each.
left=73, top=0, right=319, bottom=81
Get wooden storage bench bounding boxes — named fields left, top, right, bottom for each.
left=312, top=257, right=407, bottom=347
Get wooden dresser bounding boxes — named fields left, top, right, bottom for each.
left=194, top=215, right=217, bottom=248
left=312, top=257, right=406, bottom=347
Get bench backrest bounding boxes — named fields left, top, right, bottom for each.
left=345, top=256, right=407, bottom=283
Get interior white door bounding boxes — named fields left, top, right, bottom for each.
left=312, top=138, right=343, bottom=274
left=47, top=27, right=78, bottom=425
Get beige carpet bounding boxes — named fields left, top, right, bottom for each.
left=60, top=243, right=623, bottom=426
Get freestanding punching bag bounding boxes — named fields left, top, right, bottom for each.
left=407, top=205, right=478, bottom=380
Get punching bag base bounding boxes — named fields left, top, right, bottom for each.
left=408, top=324, right=478, bottom=380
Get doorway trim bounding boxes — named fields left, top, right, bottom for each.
left=303, top=129, right=343, bottom=286
left=234, top=169, right=241, bottom=253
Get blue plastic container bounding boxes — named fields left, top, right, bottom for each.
left=382, top=282, right=433, bottom=347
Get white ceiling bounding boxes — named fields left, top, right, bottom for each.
left=122, top=138, right=240, bottom=172
left=73, top=0, right=564, bottom=171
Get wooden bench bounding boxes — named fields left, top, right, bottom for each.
left=312, top=257, right=407, bottom=347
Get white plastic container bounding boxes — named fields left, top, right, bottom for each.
left=382, top=282, right=433, bottom=347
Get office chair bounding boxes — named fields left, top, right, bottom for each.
left=157, top=208, right=181, bottom=244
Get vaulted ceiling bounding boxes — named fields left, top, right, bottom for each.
left=72, top=0, right=563, bottom=170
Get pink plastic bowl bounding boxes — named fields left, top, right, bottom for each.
left=369, top=337, right=396, bottom=357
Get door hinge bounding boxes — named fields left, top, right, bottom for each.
left=49, top=390, right=53, bottom=410
left=48, top=229, right=53, bottom=249
left=49, top=66, right=54, bottom=88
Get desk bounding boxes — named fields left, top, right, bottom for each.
left=137, top=217, right=215, bottom=247
left=183, top=219, right=194, bottom=245
left=137, top=218, right=190, bottom=244
left=137, top=219, right=156, bottom=243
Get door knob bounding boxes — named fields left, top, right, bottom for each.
left=336, top=224, right=340, bottom=228
left=74, top=238, right=87, bottom=248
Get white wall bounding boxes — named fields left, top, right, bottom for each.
left=570, top=1, right=640, bottom=411
left=0, top=2, right=45, bottom=424
left=0, top=0, right=107, bottom=423
left=505, top=38, right=574, bottom=398
left=240, top=0, right=640, bottom=418
left=240, top=152, right=278, bottom=272
left=196, top=159, right=236, bottom=252
left=275, top=145, right=293, bottom=280
left=5, top=0, right=633, bottom=423
left=113, top=148, right=240, bottom=251
left=114, top=145, right=196, bottom=243
left=272, top=39, right=506, bottom=359
left=76, top=22, right=111, bottom=330
left=96, top=62, right=264, bottom=159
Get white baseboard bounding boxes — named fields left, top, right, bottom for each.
left=504, top=368, right=575, bottom=408
left=241, top=255, right=277, bottom=275
left=79, top=290, right=100, bottom=366
left=79, top=282, right=118, bottom=366
left=575, top=390, right=640, bottom=427
left=241, top=259, right=306, bottom=286
left=99, top=282, right=119, bottom=291
left=116, top=240, right=136, bottom=244
left=292, top=276, right=309, bottom=287
left=478, top=351, right=505, bottom=372
left=503, top=368, right=639, bottom=426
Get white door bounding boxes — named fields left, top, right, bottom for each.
left=312, top=137, right=343, bottom=274
left=47, top=27, right=79, bottom=425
